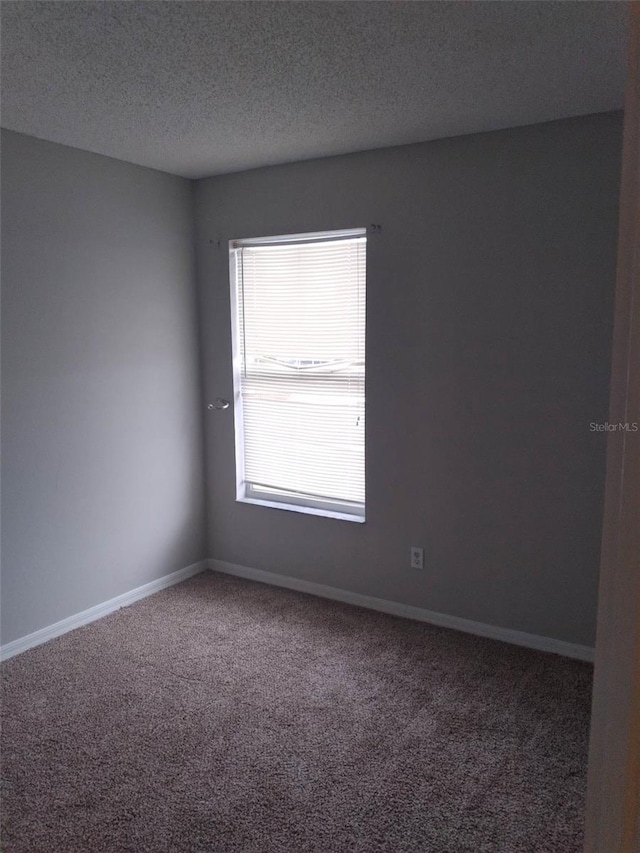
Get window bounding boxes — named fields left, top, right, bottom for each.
left=230, top=228, right=366, bottom=522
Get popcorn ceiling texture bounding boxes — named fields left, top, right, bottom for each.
left=0, top=1, right=627, bottom=178
left=1, top=572, right=593, bottom=852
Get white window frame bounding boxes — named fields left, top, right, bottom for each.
left=229, top=227, right=366, bottom=523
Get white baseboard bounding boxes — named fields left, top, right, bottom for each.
left=1, top=558, right=595, bottom=664
left=209, top=559, right=595, bottom=662
left=0, top=560, right=208, bottom=662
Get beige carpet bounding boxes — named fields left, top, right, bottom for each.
left=1, top=571, right=592, bottom=852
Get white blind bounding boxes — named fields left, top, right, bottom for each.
left=231, top=230, right=366, bottom=517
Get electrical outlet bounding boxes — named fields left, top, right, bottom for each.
left=410, top=546, right=424, bottom=570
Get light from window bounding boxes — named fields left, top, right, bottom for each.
left=229, top=228, right=366, bottom=521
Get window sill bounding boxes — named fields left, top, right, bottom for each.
left=237, top=496, right=366, bottom=523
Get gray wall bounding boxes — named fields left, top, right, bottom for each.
left=1, top=130, right=206, bottom=645
left=195, top=112, right=622, bottom=647
left=1, top=113, right=623, bottom=649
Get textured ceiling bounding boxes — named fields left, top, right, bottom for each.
left=0, top=1, right=628, bottom=179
